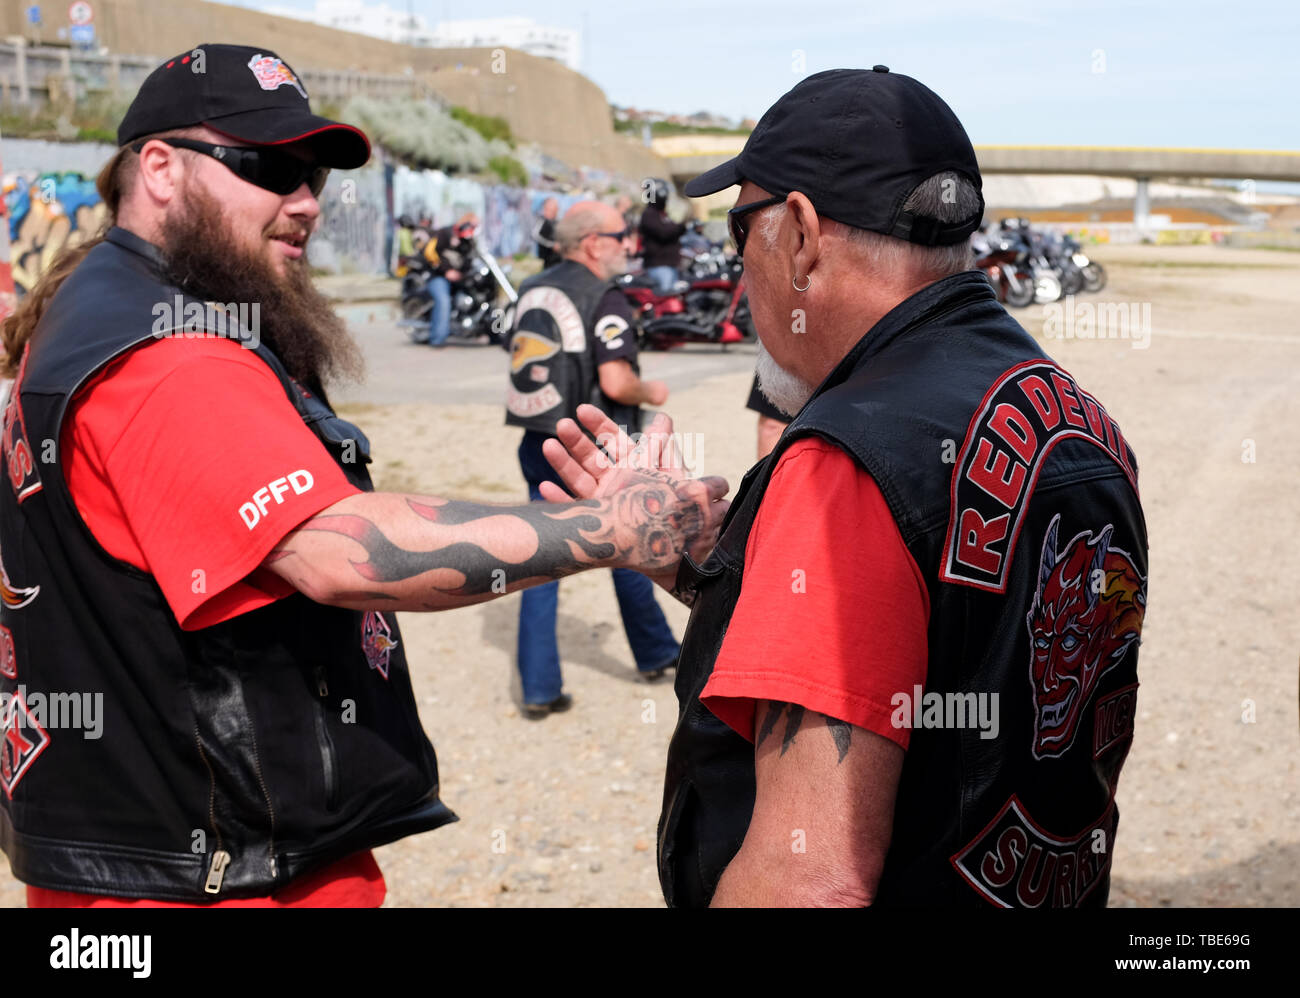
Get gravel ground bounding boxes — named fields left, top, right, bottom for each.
left=2, top=244, right=1296, bottom=907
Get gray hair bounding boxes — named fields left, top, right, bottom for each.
left=554, top=204, right=609, bottom=255
left=758, top=171, right=981, bottom=278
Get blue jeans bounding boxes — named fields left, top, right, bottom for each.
left=516, top=430, right=680, bottom=704
left=646, top=265, right=679, bottom=295
left=427, top=275, right=452, bottom=346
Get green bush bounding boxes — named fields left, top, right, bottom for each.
left=488, top=154, right=527, bottom=186
left=449, top=106, right=514, bottom=146
left=342, top=96, right=517, bottom=176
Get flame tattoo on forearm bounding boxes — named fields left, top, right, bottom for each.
left=292, top=487, right=694, bottom=597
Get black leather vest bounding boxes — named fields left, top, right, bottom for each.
left=505, top=260, right=616, bottom=434
left=659, top=271, right=1148, bottom=908
left=0, top=227, right=456, bottom=901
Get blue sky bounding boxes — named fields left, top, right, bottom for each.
left=243, top=0, right=1299, bottom=150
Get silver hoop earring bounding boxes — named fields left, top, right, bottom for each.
left=793, top=274, right=810, bottom=292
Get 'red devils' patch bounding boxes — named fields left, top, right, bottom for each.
left=940, top=361, right=1138, bottom=593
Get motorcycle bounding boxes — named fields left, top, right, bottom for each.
left=1062, top=234, right=1107, bottom=292
left=618, top=252, right=753, bottom=350
left=974, top=234, right=1039, bottom=308
left=398, top=239, right=518, bottom=346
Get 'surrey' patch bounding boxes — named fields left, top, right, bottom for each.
left=951, top=795, right=1117, bottom=908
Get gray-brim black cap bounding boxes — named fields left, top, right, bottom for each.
left=686, top=66, right=984, bottom=246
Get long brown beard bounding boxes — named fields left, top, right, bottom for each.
left=157, top=180, right=363, bottom=391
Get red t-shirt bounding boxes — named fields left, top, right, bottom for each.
left=30, top=335, right=380, bottom=908
left=701, top=437, right=931, bottom=750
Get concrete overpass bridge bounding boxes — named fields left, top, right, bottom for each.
left=655, top=138, right=1300, bottom=228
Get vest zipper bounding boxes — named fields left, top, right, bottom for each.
left=193, top=725, right=228, bottom=894
left=205, top=850, right=231, bottom=893
left=245, top=720, right=278, bottom=882
left=313, top=666, right=340, bottom=811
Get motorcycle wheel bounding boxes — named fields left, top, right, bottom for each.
left=401, top=296, right=432, bottom=321
left=1082, top=262, right=1107, bottom=293
left=1059, top=267, right=1084, bottom=296
left=1033, top=272, right=1062, bottom=304
left=1003, top=272, right=1036, bottom=308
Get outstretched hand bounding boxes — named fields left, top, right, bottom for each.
left=541, top=405, right=730, bottom=579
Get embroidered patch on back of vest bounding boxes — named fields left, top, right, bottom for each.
left=1, top=688, right=51, bottom=799
left=2, top=366, right=42, bottom=504
left=0, top=555, right=39, bottom=611
left=1093, top=682, right=1138, bottom=761
left=950, top=794, right=1116, bottom=908
left=1027, top=516, right=1145, bottom=760
left=0, top=625, right=15, bottom=679
left=940, top=360, right=1139, bottom=593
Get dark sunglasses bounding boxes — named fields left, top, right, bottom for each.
left=586, top=227, right=631, bottom=242
left=728, top=194, right=785, bottom=258
left=131, top=137, right=330, bottom=197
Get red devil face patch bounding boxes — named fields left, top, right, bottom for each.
left=1026, top=516, right=1145, bottom=759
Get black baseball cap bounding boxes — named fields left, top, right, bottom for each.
left=685, top=66, right=984, bottom=246
left=117, top=44, right=370, bottom=169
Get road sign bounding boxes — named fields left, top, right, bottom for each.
left=27, top=5, right=42, bottom=25
left=68, top=1, right=92, bottom=26
left=69, top=23, right=95, bottom=47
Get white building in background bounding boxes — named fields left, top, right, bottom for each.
left=256, top=2, right=581, bottom=69
left=426, top=18, right=581, bottom=72
left=259, top=0, right=439, bottom=44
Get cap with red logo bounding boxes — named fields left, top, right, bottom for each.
left=116, top=43, right=370, bottom=169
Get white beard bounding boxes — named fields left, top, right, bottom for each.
left=755, top=339, right=816, bottom=417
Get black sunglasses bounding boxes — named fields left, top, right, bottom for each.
left=132, top=137, right=330, bottom=197
left=728, top=194, right=785, bottom=258
left=586, top=227, right=631, bottom=242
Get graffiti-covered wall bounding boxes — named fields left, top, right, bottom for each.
left=4, top=138, right=591, bottom=288
left=309, top=166, right=391, bottom=276
left=4, top=170, right=109, bottom=296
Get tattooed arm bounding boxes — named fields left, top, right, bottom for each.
left=709, top=700, right=904, bottom=907
left=262, top=471, right=727, bottom=611
left=540, top=404, right=729, bottom=600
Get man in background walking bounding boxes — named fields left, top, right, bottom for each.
left=506, top=201, right=681, bottom=718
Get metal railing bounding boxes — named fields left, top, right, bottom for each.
left=0, top=42, right=439, bottom=108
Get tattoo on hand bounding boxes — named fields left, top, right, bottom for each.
left=756, top=701, right=853, bottom=764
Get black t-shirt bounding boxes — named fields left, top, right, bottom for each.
left=535, top=218, right=561, bottom=269
left=745, top=372, right=789, bottom=422
left=591, top=288, right=642, bottom=433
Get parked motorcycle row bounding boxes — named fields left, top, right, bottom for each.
left=974, top=218, right=1108, bottom=308
left=396, top=215, right=1108, bottom=347
left=397, top=218, right=753, bottom=351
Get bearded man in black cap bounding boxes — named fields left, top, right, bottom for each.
left=0, top=44, right=727, bottom=908
left=546, top=67, right=1148, bottom=907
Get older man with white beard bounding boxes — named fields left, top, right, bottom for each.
left=546, top=66, right=1148, bottom=908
